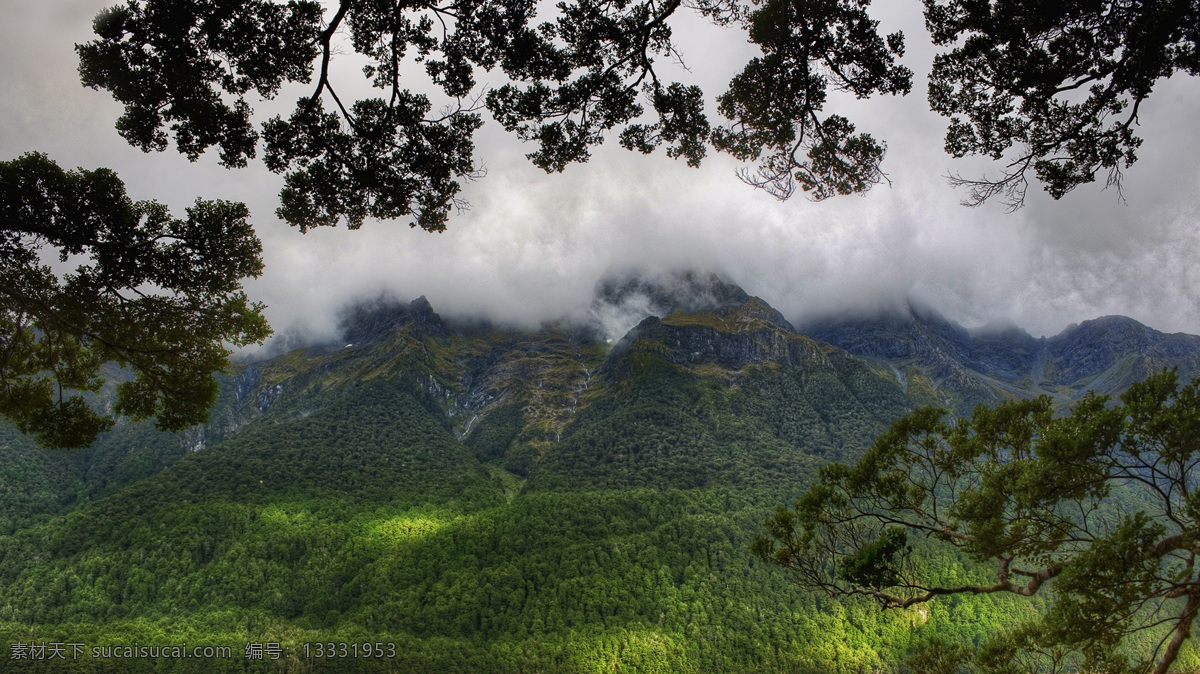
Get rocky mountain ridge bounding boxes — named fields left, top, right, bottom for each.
left=5, top=271, right=1198, bottom=532
left=324, top=273, right=1200, bottom=430
left=804, top=301, right=1200, bottom=412
left=311, top=272, right=1200, bottom=449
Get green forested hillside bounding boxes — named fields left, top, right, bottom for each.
left=3, top=279, right=1196, bottom=672
left=1, top=486, right=1045, bottom=672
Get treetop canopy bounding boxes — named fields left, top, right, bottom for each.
left=76, top=0, right=1197, bottom=230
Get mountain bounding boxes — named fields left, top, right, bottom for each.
left=588, top=270, right=754, bottom=343
left=1, top=272, right=1196, bottom=672
left=803, top=302, right=1200, bottom=414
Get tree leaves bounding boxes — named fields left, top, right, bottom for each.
left=0, top=153, right=270, bottom=448
left=925, top=0, right=1200, bottom=208
left=755, top=368, right=1200, bottom=672
left=263, top=97, right=484, bottom=232
left=75, top=0, right=1200, bottom=223
left=714, top=0, right=911, bottom=199
left=78, top=0, right=915, bottom=230
left=77, top=1, right=321, bottom=167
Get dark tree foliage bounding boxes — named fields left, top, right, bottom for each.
left=753, top=369, right=1200, bottom=674
left=77, top=0, right=1197, bottom=223
left=710, top=0, right=911, bottom=199
left=77, top=0, right=911, bottom=231
left=0, top=153, right=270, bottom=449
left=925, top=0, right=1200, bottom=210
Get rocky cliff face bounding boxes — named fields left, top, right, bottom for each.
left=964, top=325, right=1042, bottom=382
left=1046, top=316, right=1197, bottom=383
left=603, top=297, right=815, bottom=375
left=804, top=304, right=1013, bottom=411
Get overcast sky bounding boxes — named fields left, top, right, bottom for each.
left=4, top=0, right=1199, bottom=351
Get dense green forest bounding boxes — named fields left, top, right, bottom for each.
left=5, top=288, right=1200, bottom=672
left=0, top=368, right=1028, bottom=671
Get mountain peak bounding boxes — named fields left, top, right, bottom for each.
left=589, top=270, right=752, bottom=341
left=1054, top=315, right=1152, bottom=338
left=339, top=294, right=450, bottom=344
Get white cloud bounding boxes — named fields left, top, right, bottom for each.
left=3, top=0, right=1198, bottom=351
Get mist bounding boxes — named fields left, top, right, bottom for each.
left=3, top=0, right=1199, bottom=356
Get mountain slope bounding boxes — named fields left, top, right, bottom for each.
left=804, top=303, right=1200, bottom=414
left=2, top=272, right=1198, bottom=672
